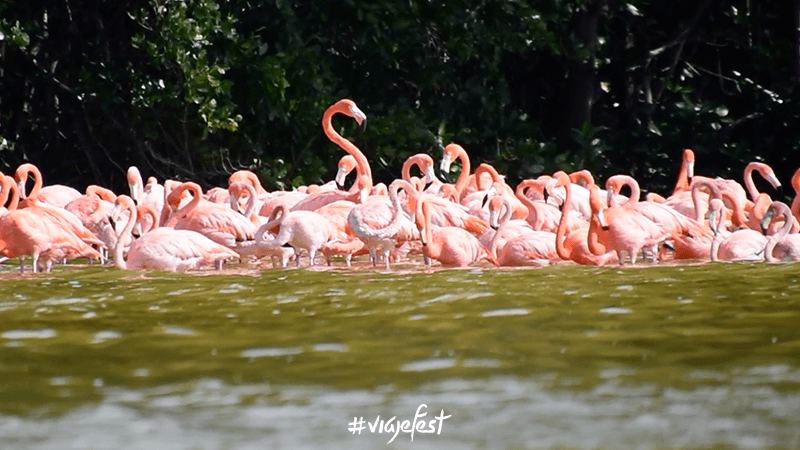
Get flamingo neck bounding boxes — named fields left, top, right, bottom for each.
left=113, top=197, right=138, bottom=270
left=488, top=198, right=512, bottom=258
left=165, top=183, right=202, bottom=227
left=765, top=204, right=792, bottom=262
left=554, top=173, right=572, bottom=260
left=323, top=108, right=373, bottom=193
left=16, top=164, right=43, bottom=200
left=453, top=149, right=471, bottom=201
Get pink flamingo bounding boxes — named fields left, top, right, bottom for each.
left=439, top=143, right=478, bottom=201
left=514, top=177, right=574, bottom=233
left=112, top=195, right=238, bottom=271
left=588, top=183, right=671, bottom=265
left=708, top=198, right=767, bottom=262
left=15, top=163, right=81, bottom=208
left=165, top=181, right=258, bottom=253
left=415, top=194, right=496, bottom=267
left=761, top=201, right=800, bottom=262
left=0, top=179, right=103, bottom=272
left=323, top=99, right=372, bottom=193
left=401, top=153, right=440, bottom=192
left=550, top=171, right=617, bottom=266
left=484, top=196, right=557, bottom=267
left=605, top=174, right=692, bottom=236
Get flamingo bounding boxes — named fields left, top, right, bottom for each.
left=761, top=201, right=800, bottom=262
left=439, top=143, right=476, bottom=201
left=15, top=163, right=81, bottom=208
left=323, top=99, right=371, bottom=193
left=709, top=198, right=767, bottom=262
left=415, top=194, right=496, bottom=267
left=346, top=179, right=420, bottom=269
left=587, top=183, right=671, bottom=265
left=0, top=179, right=103, bottom=272
left=401, top=153, right=440, bottom=192
left=483, top=196, right=557, bottom=267
left=127, top=166, right=165, bottom=215
left=514, top=177, right=573, bottom=233
left=165, top=181, right=258, bottom=253
left=255, top=204, right=339, bottom=267
left=111, top=195, right=238, bottom=271
left=549, top=171, right=617, bottom=266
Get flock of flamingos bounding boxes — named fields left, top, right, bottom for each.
left=0, top=98, right=798, bottom=273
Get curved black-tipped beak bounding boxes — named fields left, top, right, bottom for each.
left=662, top=241, right=676, bottom=252
left=490, top=224, right=498, bottom=231
left=358, top=117, right=367, bottom=134
left=775, top=184, right=783, bottom=196
left=602, top=225, right=610, bottom=231
left=760, top=224, right=769, bottom=235
left=542, top=189, right=549, bottom=203
left=336, top=181, right=345, bottom=191
left=481, top=194, right=489, bottom=209
left=108, top=216, right=116, bottom=230
left=439, top=170, right=452, bottom=184
left=424, top=180, right=434, bottom=192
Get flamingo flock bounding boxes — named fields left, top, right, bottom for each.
left=1, top=98, right=799, bottom=273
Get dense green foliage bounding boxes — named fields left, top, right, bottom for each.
left=1, top=0, right=797, bottom=196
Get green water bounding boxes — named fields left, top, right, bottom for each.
left=1, top=261, right=800, bottom=449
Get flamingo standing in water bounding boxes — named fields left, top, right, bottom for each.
left=347, top=179, right=419, bottom=269
left=549, top=171, right=617, bottom=266
left=256, top=204, right=339, bottom=267
left=587, top=182, right=671, bottom=265
left=760, top=201, right=800, bottom=262
left=111, top=195, right=238, bottom=271
left=415, top=194, right=496, bottom=267
left=0, top=176, right=103, bottom=272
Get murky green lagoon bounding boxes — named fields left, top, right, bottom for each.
left=1, top=261, right=800, bottom=449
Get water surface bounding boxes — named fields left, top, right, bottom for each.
left=1, top=262, right=799, bottom=449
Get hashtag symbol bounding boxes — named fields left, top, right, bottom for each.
left=348, top=417, right=365, bottom=435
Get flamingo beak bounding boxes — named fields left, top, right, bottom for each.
left=760, top=208, right=774, bottom=235
left=439, top=154, right=452, bottom=182
left=606, top=190, right=614, bottom=208
left=335, top=167, right=348, bottom=190
left=481, top=194, right=490, bottom=209
left=686, top=161, right=694, bottom=184
left=349, top=105, right=367, bottom=133
left=596, top=211, right=609, bottom=231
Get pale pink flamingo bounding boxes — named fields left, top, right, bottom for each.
left=761, top=201, right=800, bottom=262
left=605, top=174, right=692, bottom=236
left=549, top=171, right=617, bottom=266
left=165, top=181, right=258, bottom=253
left=478, top=195, right=536, bottom=252
left=127, top=166, right=165, bottom=215
left=588, top=183, right=671, bottom=264
left=256, top=204, right=339, bottom=267
left=112, top=195, right=238, bottom=271
left=483, top=196, right=557, bottom=267
left=15, top=163, right=81, bottom=208
left=656, top=179, right=720, bottom=260
left=315, top=200, right=366, bottom=266
left=415, top=194, right=496, bottom=267
left=709, top=198, right=767, bottom=262
left=346, top=179, right=420, bottom=269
